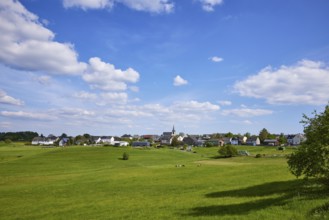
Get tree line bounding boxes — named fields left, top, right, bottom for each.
left=0, top=131, right=38, bottom=142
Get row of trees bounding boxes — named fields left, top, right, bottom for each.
left=0, top=131, right=38, bottom=142
left=258, top=128, right=287, bottom=145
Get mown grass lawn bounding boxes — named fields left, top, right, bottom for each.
left=0, top=143, right=328, bottom=219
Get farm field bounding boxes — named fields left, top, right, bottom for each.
left=0, top=143, right=328, bottom=220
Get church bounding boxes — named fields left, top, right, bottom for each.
left=159, top=126, right=176, bottom=145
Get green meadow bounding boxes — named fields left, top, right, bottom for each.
left=0, top=143, right=328, bottom=219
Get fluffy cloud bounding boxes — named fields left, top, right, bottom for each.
left=210, top=56, right=223, bottom=62
left=172, top=100, right=220, bottom=112
left=0, top=90, right=24, bottom=106
left=234, top=60, right=329, bottom=105
left=119, top=0, right=174, bottom=13
left=52, top=108, right=95, bottom=117
left=63, top=0, right=174, bottom=13
left=83, top=57, right=140, bottom=91
left=99, top=92, right=128, bottom=105
left=0, top=0, right=86, bottom=75
left=221, top=107, right=273, bottom=117
left=218, top=100, right=232, bottom=106
left=73, top=91, right=98, bottom=100
left=63, top=0, right=113, bottom=9
left=199, top=0, right=224, bottom=12
left=0, top=110, right=56, bottom=120
left=173, top=75, right=188, bottom=86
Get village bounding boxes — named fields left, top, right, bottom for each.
left=30, top=126, right=306, bottom=148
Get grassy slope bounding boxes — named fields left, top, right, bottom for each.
left=0, top=143, right=328, bottom=219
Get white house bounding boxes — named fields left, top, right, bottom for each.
left=287, top=134, right=306, bottom=145
left=96, top=136, right=115, bottom=145
left=246, top=137, right=260, bottom=146
left=114, top=141, right=129, bottom=146
left=32, top=135, right=57, bottom=145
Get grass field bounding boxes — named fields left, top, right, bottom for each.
left=0, top=143, right=328, bottom=219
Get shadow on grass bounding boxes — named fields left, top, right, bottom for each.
left=185, top=179, right=329, bottom=217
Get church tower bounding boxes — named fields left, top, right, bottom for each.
left=172, top=125, right=176, bottom=136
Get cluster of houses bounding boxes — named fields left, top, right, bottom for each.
left=31, top=126, right=306, bottom=147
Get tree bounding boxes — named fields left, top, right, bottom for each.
left=278, top=133, right=287, bottom=145
left=287, top=105, right=329, bottom=184
left=244, top=132, right=251, bottom=138
left=60, top=133, right=68, bottom=138
left=171, top=136, right=180, bottom=147
left=204, top=142, right=214, bottom=148
left=259, top=128, right=269, bottom=143
left=122, top=152, right=129, bottom=160
left=218, top=145, right=238, bottom=158
left=225, top=132, right=234, bottom=138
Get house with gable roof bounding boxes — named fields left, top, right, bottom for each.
left=159, top=126, right=176, bottom=145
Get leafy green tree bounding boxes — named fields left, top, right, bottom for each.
left=60, top=133, right=68, bottom=138
left=204, top=142, right=214, bottom=148
left=122, top=152, right=129, bottom=160
left=211, top=133, right=222, bottom=139
left=83, top=133, right=91, bottom=139
left=218, top=145, right=238, bottom=158
left=171, top=136, right=180, bottom=147
left=287, top=105, right=329, bottom=184
left=278, top=133, right=287, bottom=145
left=259, top=128, right=269, bottom=143
left=244, top=132, right=251, bottom=138
left=225, top=132, right=234, bottom=138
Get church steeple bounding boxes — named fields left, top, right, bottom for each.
left=172, top=125, right=176, bottom=136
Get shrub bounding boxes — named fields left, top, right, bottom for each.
left=218, top=145, right=238, bottom=158
left=255, top=154, right=262, bottom=158
left=122, top=152, right=129, bottom=160
left=4, top=139, right=12, bottom=144
left=277, top=146, right=285, bottom=151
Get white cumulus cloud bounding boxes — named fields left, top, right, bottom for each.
left=0, top=0, right=86, bottom=75
left=100, top=92, right=128, bottom=105
left=63, top=0, right=174, bottom=13
left=218, top=100, right=232, bottom=106
left=63, top=0, right=113, bottom=10
left=221, top=108, right=273, bottom=117
left=0, top=110, right=56, bottom=120
left=234, top=60, right=329, bottom=105
left=173, top=75, right=188, bottom=86
left=199, top=0, right=224, bottom=12
left=0, top=90, right=24, bottom=106
left=73, top=91, right=98, bottom=100
left=172, top=100, right=220, bottom=112
left=210, top=56, right=223, bottom=62
left=83, top=57, right=140, bottom=91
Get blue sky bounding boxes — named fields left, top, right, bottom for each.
left=0, top=0, right=329, bottom=136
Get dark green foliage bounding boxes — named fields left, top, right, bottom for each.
left=255, top=154, right=262, bottom=158
left=4, top=139, right=12, bottom=144
left=278, top=133, right=287, bottom=145
left=122, top=152, right=129, bottom=160
left=171, top=136, right=181, bottom=147
left=259, top=128, right=269, bottom=143
left=225, top=132, right=234, bottom=138
left=287, top=105, right=329, bottom=184
left=277, top=146, right=285, bottom=151
left=0, top=131, right=38, bottom=142
left=218, top=145, right=238, bottom=158
left=204, top=142, right=214, bottom=148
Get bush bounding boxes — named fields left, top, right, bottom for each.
left=277, top=146, right=285, bottom=151
left=255, top=154, right=262, bottom=158
left=122, top=152, right=129, bottom=160
left=4, top=139, right=12, bottom=144
left=218, top=145, right=238, bottom=158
